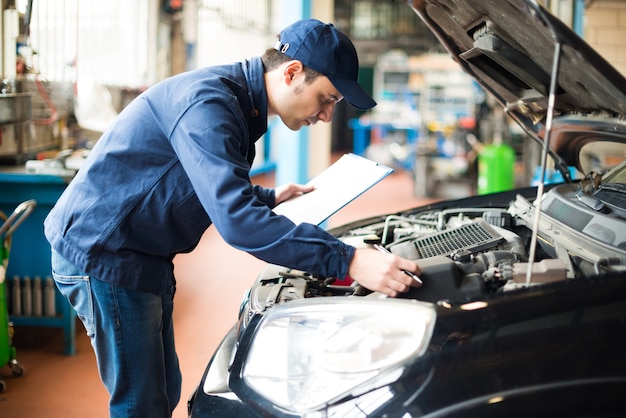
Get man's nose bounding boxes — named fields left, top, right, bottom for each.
left=317, top=102, right=335, bottom=123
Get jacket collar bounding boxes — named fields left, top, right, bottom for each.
left=242, top=57, right=268, bottom=142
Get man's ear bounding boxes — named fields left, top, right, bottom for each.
left=283, top=60, right=304, bottom=85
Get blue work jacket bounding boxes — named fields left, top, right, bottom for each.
left=44, top=57, right=355, bottom=294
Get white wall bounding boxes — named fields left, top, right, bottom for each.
left=585, top=0, right=626, bottom=75
left=27, top=0, right=161, bottom=87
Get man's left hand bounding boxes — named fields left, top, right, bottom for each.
left=274, top=183, right=314, bottom=205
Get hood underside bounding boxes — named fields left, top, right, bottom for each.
left=408, top=0, right=626, bottom=171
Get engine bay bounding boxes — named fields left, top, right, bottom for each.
left=248, top=182, right=626, bottom=314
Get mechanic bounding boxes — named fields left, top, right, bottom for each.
left=44, top=19, right=421, bottom=418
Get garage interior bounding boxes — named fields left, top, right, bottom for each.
left=1, top=1, right=625, bottom=417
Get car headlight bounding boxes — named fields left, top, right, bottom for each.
left=239, top=297, right=436, bottom=413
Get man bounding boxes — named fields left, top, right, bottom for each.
left=45, top=19, right=421, bottom=417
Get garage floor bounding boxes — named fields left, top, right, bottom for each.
left=0, top=163, right=469, bottom=417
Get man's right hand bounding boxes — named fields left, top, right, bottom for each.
left=347, top=248, right=421, bottom=297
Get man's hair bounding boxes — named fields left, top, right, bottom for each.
left=261, top=48, right=321, bottom=84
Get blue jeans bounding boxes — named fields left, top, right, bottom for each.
left=51, top=251, right=181, bottom=418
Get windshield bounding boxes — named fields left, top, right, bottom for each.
left=579, top=142, right=626, bottom=176
left=601, top=159, right=626, bottom=185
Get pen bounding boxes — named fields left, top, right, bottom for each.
left=373, top=244, right=423, bottom=285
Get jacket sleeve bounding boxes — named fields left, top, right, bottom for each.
left=168, top=98, right=355, bottom=279
left=252, top=185, right=275, bottom=208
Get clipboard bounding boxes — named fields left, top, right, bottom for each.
left=272, top=153, right=393, bottom=225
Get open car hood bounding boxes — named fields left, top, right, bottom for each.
left=408, top=0, right=626, bottom=175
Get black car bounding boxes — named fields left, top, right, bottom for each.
left=188, top=1, right=626, bottom=417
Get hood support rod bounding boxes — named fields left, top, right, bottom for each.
left=526, top=39, right=563, bottom=286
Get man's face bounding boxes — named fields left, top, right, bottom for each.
left=275, top=68, right=344, bottom=131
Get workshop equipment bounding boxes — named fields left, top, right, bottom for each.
left=0, top=199, right=35, bottom=392
left=0, top=173, right=76, bottom=355
left=477, top=141, right=516, bottom=194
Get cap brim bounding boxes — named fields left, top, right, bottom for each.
left=329, top=77, right=377, bottom=111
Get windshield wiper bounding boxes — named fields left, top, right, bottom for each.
left=598, top=183, right=626, bottom=193
left=575, top=171, right=606, bottom=211
left=577, top=171, right=602, bottom=195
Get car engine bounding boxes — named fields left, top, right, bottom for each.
left=247, top=182, right=626, bottom=314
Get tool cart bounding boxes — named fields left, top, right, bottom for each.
left=0, top=199, right=36, bottom=392
left=0, top=173, right=76, bottom=356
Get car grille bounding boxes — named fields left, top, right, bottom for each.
left=414, top=221, right=504, bottom=258
left=595, top=188, right=626, bottom=211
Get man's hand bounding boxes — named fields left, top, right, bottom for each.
left=348, top=248, right=422, bottom=297
left=274, top=183, right=314, bottom=205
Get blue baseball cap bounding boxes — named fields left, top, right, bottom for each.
left=273, top=19, right=376, bottom=111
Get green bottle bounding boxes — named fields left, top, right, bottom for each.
left=477, top=142, right=516, bottom=194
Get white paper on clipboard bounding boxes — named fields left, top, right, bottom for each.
left=272, top=153, right=393, bottom=225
